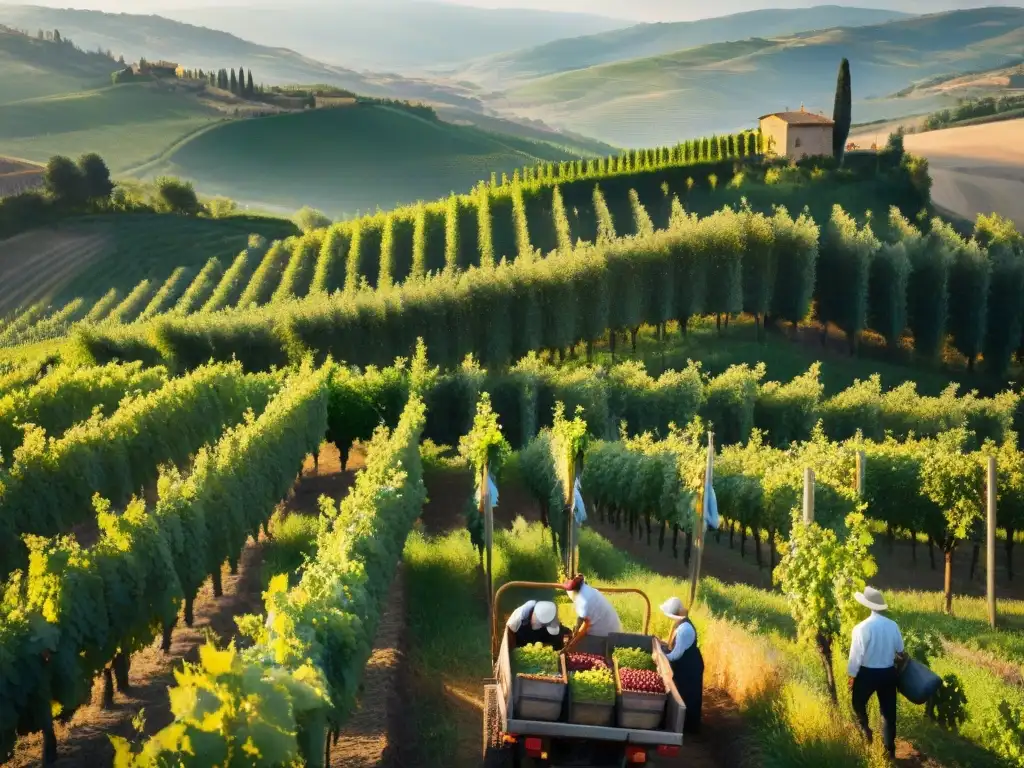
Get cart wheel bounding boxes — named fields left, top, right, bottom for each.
left=482, top=684, right=512, bottom=768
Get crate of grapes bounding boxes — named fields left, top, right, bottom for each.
left=612, top=644, right=668, bottom=730
left=564, top=651, right=616, bottom=726
left=511, top=642, right=568, bottom=722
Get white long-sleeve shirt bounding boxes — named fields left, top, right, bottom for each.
left=572, top=583, right=622, bottom=637
left=665, top=622, right=696, bottom=662
left=847, top=612, right=904, bottom=677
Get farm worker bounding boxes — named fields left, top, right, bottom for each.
left=560, top=574, right=622, bottom=652
left=660, top=596, right=704, bottom=735
left=848, top=586, right=906, bottom=759
left=506, top=600, right=565, bottom=650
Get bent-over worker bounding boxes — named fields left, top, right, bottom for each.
left=848, top=586, right=905, bottom=759
left=660, top=596, right=704, bottom=735
left=506, top=600, right=565, bottom=650
left=561, top=574, right=622, bottom=653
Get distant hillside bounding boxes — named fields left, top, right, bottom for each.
left=490, top=7, right=1024, bottom=147
left=0, top=24, right=116, bottom=103
left=161, top=0, right=631, bottom=72
left=131, top=103, right=589, bottom=216
left=0, top=81, right=224, bottom=171
left=0, top=5, right=483, bottom=109
left=455, top=5, right=913, bottom=87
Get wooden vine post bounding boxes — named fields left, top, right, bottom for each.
left=986, top=455, right=997, bottom=629
left=481, top=457, right=494, bottom=616
left=687, top=431, right=714, bottom=609
left=855, top=451, right=865, bottom=497
left=803, top=467, right=815, bottom=524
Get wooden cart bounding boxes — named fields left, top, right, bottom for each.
left=483, top=582, right=686, bottom=767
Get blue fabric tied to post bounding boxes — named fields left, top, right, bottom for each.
left=573, top=478, right=587, bottom=525
left=475, top=473, right=499, bottom=508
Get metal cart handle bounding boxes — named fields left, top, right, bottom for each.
left=490, top=580, right=652, bottom=661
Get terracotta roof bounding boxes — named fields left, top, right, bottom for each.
left=759, top=111, right=835, bottom=126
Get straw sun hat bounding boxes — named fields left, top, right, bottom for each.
left=660, top=597, right=688, bottom=622
left=854, top=586, right=888, bottom=612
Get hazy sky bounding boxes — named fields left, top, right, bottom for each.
left=1, top=0, right=1018, bottom=23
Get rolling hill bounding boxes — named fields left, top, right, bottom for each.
left=0, top=80, right=224, bottom=171
left=0, top=5, right=482, bottom=109
left=0, top=23, right=115, bottom=103
left=160, top=0, right=631, bottom=72
left=131, top=103, right=592, bottom=215
left=488, top=7, right=1024, bottom=147
left=454, top=5, right=913, bottom=87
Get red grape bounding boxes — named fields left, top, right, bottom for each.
left=618, top=668, right=665, bottom=694
left=564, top=652, right=609, bottom=672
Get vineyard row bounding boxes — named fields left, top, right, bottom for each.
left=0, top=362, right=282, bottom=577
left=75, top=196, right=1024, bottom=383
left=91, top=390, right=423, bottom=767
left=0, top=363, right=329, bottom=763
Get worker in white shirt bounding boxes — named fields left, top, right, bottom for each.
left=847, top=586, right=906, bottom=758
left=560, top=574, right=622, bottom=652
left=506, top=600, right=565, bottom=650
left=660, top=597, right=704, bottom=734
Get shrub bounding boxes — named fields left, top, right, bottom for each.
left=293, top=206, right=332, bottom=233
left=152, top=177, right=201, bottom=215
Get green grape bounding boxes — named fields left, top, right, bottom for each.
left=569, top=668, right=616, bottom=704
left=513, top=642, right=560, bottom=677
left=612, top=647, right=656, bottom=671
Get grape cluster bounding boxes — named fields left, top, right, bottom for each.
left=569, top=668, right=616, bottom=704
left=612, top=647, right=656, bottom=671
left=564, top=652, right=609, bottom=672
left=513, top=643, right=560, bottom=677
left=619, top=668, right=665, bottom=694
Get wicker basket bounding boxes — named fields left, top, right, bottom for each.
left=513, top=655, right=568, bottom=722
left=614, top=658, right=668, bottom=730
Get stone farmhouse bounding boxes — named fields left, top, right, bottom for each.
left=758, top=107, right=835, bottom=160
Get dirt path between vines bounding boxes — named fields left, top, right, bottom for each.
left=6, top=443, right=362, bottom=768
left=398, top=469, right=750, bottom=768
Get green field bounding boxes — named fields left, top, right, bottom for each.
left=0, top=26, right=113, bottom=105
left=0, top=83, right=223, bottom=172
left=138, top=103, right=590, bottom=216
left=494, top=7, right=1024, bottom=146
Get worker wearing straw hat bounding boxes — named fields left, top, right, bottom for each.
left=848, top=586, right=906, bottom=758
left=660, top=596, right=704, bottom=735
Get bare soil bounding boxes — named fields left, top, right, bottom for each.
left=6, top=542, right=267, bottom=767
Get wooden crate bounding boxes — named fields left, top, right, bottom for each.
left=568, top=690, right=615, bottom=726
left=608, top=632, right=686, bottom=734
left=514, top=655, right=568, bottom=722
left=614, top=658, right=668, bottom=730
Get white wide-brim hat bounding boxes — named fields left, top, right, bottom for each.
left=854, top=586, right=888, bottom=612
left=534, top=601, right=560, bottom=635
left=660, top=596, right=687, bottom=622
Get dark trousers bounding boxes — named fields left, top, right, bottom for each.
left=852, top=666, right=898, bottom=756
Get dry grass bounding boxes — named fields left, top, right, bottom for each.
left=854, top=119, right=1024, bottom=230
left=701, top=615, right=783, bottom=709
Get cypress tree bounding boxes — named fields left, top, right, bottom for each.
left=230, top=69, right=238, bottom=93
left=832, top=58, right=852, bottom=161
left=247, top=69, right=254, bottom=96
left=238, top=67, right=245, bottom=93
